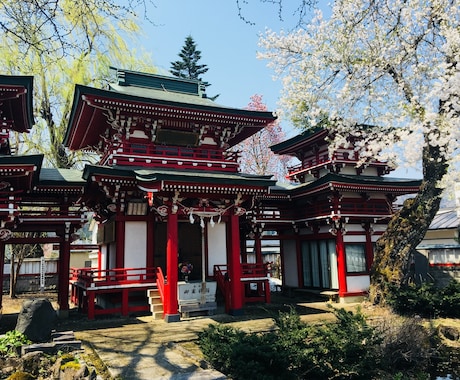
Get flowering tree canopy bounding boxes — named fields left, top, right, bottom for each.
left=0, top=1, right=155, bottom=168
left=259, top=0, right=460, bottom=302
left=234, top=94, right=289, bottom=182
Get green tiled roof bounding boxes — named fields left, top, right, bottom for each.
left=273, top=173, right=421, bottom=195
left=83, top=165, right=275, bottom=187
left=38, top=168, right=85, bottom=186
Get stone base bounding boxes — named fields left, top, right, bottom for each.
left=164, top=313, right=181, bottom=323
left=229, top=308, right=244, bottom=316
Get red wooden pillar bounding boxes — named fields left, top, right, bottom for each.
left=58, top=224, right=71, bottom=317
left=116, top=215, right=125, bottom=268
left=336, top=229, right=347, bottom=298
left=254, top=233, right=263, bottom=295
left=254, top=233, right=263, bottom=264
left=87, top=291, right=96, bottom=320
left=0, top=241, right=5, bottom=311
left=229, top=212, right=243, bottom=315
left=164, top=210, right=180, bottom=322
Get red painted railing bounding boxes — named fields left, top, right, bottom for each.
left=214, top=263, right=270, bottom=311
left=241, top=263, right=268, bottom=278
left=156, top=267, right=165, bottom=303
left=101, top=141, right=240, bottom=172
left=70, top=267, right=158, bottom=319
left=70, top=267, right=157, bottom=288
left=214, top=264, right=230, bottom=312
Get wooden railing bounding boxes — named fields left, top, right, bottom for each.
left=241, top=263, right=268, bottom=278
left=70, top=267, right=157, bottom=289
left=214, top=264, right=230, bottom=312
left=155, top=267, right=165, bottom=302
left=101, top=141, right=241, bottom=172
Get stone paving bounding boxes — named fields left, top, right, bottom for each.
left=2, top=293, right=354, bottom=380
left=71, top=300, right=341, bottom=380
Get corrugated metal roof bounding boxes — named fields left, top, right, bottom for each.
left=428, top=208, right=459, bottom=230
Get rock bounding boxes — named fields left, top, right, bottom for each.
left=15, top=298, right=56, bottom=343
left=438, top=325, right=460, bottom=341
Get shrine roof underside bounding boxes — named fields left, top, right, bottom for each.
left=0, top=154, right=43, bottom=190
left=274, top=173, right=421, bottom=197
left=270, top=127, right=326, bottom=155
left=0, top=75, right=35, bottom=133
left=64, top=77, right=276, bottom=151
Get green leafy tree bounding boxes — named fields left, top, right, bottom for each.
left=170, top=35, right=219, bottom=100
left=0, top=1, right=156, bottom=168
left=6, top=233, right=43, bottom=298
left=170, top=35, right=209, bottom=80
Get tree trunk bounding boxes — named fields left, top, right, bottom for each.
left=369, top=140, right=448, bottom=304
left=9, top=254, right=17, bottom=298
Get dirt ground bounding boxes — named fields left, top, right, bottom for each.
left=1, top=291, right=59, bottom=314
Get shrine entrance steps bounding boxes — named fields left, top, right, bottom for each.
left=147, top=288, right=164, bottom=320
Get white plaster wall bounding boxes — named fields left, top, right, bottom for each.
left=346, top=275, right=370, bottom=293
left=207, top=222, right=227, bottom=276
left=100, top=245, right=107, bottom=270
left=343, top=233, right=366, bottom=243
left=283, top=239, right=299, bottom=287
left=124, top=221, right=147, bottom=269
left=108, top=242, right=116, bottom=269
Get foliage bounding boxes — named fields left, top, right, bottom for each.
left=387, top=280, right=460, bottom=318
left=6, top=232, right=44, bottom=298
left=0, top=0, right=154, bottom=59
left=374, top=315, right=437, bottom=372
left=0, top=330, right=31, bottom=357
left=170, top=35, right=218, bottom=100
left=6, top=372, right=35, bottom=380
left=259, top=0, right=459, bottom=304
left=233, top=94, right=290, bottom=181
left=170, top=35, right=209, bottom=81
left=198, top=324, right=291, bottom=380
left=0, top=1, right=156, bottom=168
left=199, top=307, right=385, bottom=379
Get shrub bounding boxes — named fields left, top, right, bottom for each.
left=388, top=280, right=460, bottom=318
left=0, top=331, right=31, bottom=357
left=199, top=307, right=383, bottom=380
left=375, top=315, right=436, bottom=373
left=198, top=324, right=291, bottom=380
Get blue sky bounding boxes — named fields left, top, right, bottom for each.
left=135, top=0, right=307, bottom=137
left=134, top=1, right=420, bottom=179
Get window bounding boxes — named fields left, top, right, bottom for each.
left=345, top=244, right=367, bottom=273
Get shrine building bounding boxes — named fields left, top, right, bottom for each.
left=0, top=70, right=421, bottom=321
left=0, top=75, right=87, bottom=317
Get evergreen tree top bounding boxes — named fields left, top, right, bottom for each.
left=170, top=35, right=209, bottom=81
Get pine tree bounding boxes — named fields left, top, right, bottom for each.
left=170, top=35, right=209, bottom=80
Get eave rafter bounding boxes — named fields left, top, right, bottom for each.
left=83, top=94, right=272, bottom=127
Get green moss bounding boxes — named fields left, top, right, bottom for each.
left=6, top=372, right=35, bottom=380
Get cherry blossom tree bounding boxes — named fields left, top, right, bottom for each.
left=235, top=94, right=289, bottom=181
left=258, top=1, right=460, bottom=303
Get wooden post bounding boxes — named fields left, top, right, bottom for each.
left=364, top=223, right=374, bottom=272
left=336, top=229, right=348, bottom=297
left=164, top=210, right=180, bottom=322
left=229, top=212, right=243, bottom=315
left=57, top=224, right=71, bottom=318
left=0, top=241, right=5, bottom=311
